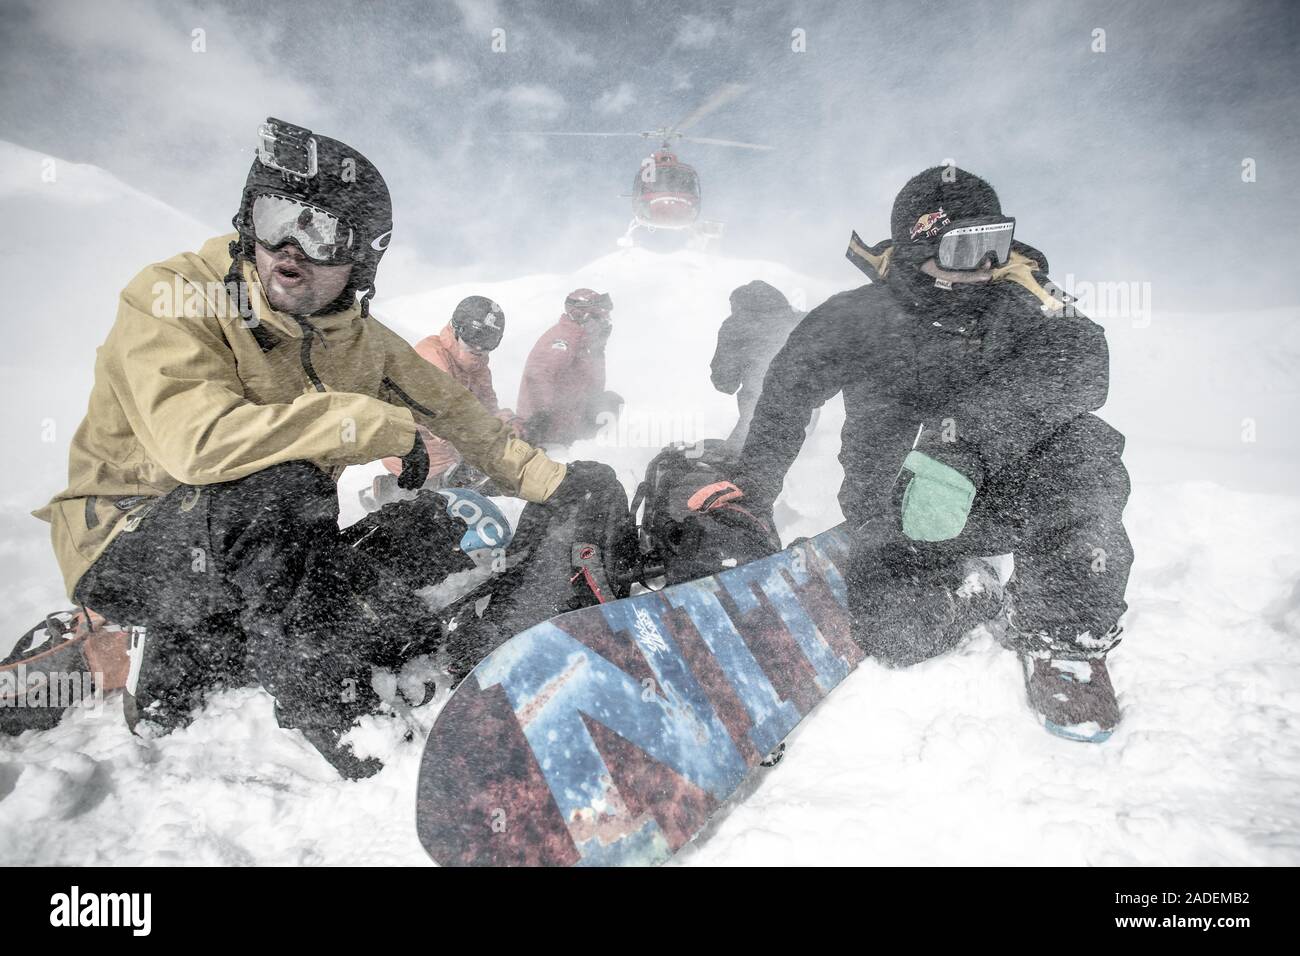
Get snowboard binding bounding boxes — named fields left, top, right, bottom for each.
left=630, top=439, right=780, bottom=589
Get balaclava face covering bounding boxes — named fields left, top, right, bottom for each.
left=885, top=166, right=1006, bottom=317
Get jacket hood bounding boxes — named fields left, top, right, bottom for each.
left=729, top=279, right=791, bottom=315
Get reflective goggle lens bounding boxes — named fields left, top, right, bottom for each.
left=251, top=194, right=353, bottom=263
left=568, top=292, right=613, bottom=311
left=936, top=219, right=1015, bottom=270
left=461, top=325, right=503, bottom=352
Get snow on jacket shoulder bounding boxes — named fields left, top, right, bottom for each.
left=35, top=234, right=565, bottom=598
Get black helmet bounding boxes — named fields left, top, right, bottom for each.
left=451, top=295, right=505, bottom=351
left=230, top=118, right=393, bottom=314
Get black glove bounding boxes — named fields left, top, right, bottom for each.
left=546, top=460, right=618, bottom=509
left=397, top=434, right=430, bottom=491
left=522, top=411, right=550, bottom=445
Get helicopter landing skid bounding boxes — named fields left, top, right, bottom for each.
left=617, top=219, right=724, bottom=251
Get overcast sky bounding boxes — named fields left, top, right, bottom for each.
left=1, top=0, right=1296, bottom=309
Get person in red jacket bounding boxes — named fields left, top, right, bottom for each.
left=369, top=296, right=523, bottom=505
left=517, top=288, right=622, bottom=446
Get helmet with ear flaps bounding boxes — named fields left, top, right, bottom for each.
left=229, top=118, right=393, bottom=315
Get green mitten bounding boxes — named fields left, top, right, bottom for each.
left=899, top=451, right=977, bottom=542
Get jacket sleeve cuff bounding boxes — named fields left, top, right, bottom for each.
left=375, top=405, right=418, bottom=457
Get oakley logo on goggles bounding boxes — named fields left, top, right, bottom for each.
left=935, top=217, right=1016, bottom=271
left=251, top=194, right=355, bottom=264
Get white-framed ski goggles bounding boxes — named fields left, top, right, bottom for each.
left=935, top=217, right=1016, bottom=271
left=257, top=119, right=318, bottom=179
left=250, top=193, right=355, bottom=264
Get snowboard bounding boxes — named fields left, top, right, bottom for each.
left=415, top=522, right=862, bottom=866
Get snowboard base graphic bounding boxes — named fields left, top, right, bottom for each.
left=416, top=523, right=862, bottom=866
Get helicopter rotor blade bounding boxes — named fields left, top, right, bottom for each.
left=680, top=135, right=774, bottom=151
left=671, top=82, right=749, bottom=134
left=511, top=131, right=646, bottom=139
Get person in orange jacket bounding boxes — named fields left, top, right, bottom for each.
left=370, top=296, right=522, bottom=504
left=516, top=288, right=622, bottom=446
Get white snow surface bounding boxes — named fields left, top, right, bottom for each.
left=2, top=146, right=1298, bottom=866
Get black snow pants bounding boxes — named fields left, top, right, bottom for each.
left=73, top=461, right=473, bottom=745
left=847, top=413, right=1133, bottom=666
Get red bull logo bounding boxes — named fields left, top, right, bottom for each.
left=909, top=207, right=950, bottom=241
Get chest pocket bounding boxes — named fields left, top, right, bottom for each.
left=220, top=320, right=301, bottom=403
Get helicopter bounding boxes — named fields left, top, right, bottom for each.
left=518, top=83, right=773, bottom=249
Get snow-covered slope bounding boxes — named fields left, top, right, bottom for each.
left=2, top=147, right=1298, bottom=866
left=0, top=141, right=214, bottom=636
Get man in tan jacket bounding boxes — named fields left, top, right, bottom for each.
left=35, top=118, right=607, bottom=777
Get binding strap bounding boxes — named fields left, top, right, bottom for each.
left=570, top=543, right=611, bottom=604
left=687, top=480, right=744, bottom=512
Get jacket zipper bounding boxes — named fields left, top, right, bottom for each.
left=293, top=317, right=327, bottom=392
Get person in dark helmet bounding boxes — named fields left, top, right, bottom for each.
left=33, top=118, right=613, bottom=778
left=709, top=280, right=806, bottom=455
left=370, top=295, right=524, bottom=504
left=517, top=288, right=623, bottom=446
left=689, top=166, right=1133, bottom=742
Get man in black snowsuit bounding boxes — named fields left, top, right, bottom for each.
left=709, top=281, right=805, bottom=455
left=690, top=167, right=1133, bottom=742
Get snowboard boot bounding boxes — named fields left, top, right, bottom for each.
left=1021, top=654, right=1120, bottom=743
left=850, top=554, right=1007, bottom=667
left=123, top=621, right=248, bottom=737
left=1003, top=616, right=1125, bottom=743
left=274, top=704, right=383, bottom=780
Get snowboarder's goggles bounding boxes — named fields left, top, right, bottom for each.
left=566, top=292, right=613, bottom=314
left=251, top=194, right=355, bottom=264
left=934, top=216, right=1016, bottom=271
left=459, top=319, right=503, bottom=352
left=257, top=119, right=318, bottom=178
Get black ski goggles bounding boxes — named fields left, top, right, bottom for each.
left=251, top=194, right=355, bottom=264
left=566, top=292, right=613, bottom=314
left=933, top=216, right=1016, bottom=271
left=459, top=314, right=505, bottom=353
